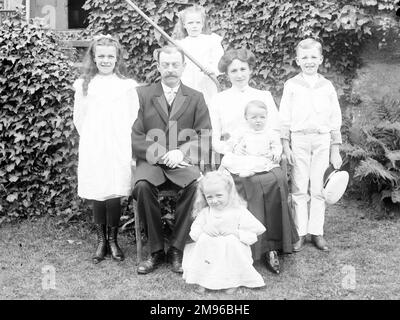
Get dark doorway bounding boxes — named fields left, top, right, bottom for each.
left=68, top=0, right=88, bottom=29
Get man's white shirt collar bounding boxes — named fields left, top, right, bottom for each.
left=161, top=82, right=180, bottom=94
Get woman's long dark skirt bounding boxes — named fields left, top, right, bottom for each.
left=232, top=167, right=299, bottom=261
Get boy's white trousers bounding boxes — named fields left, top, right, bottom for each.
left=291, top=132, right=330, bottom=236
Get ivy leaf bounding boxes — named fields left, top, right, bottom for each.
left=6, top=164, right=15, bottom=172
left=6, top=193, right=18, bottom=202
left=9, top=175, right=19, bottom=182
left=164, top=10, right=174, bottom=22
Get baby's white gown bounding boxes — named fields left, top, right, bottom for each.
left=182, top=206, right=266, bottom=290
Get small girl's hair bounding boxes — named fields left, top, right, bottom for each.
left=295, top=38, right=322, bottom=55
left=192, top=171, right=247, bottom=218
left=244, top=100, right=268, bottom=118
left=80, top=34, right=127, bottom=96
left=171, top=4, right=211, bottom=40
left=218, top=48, right=256, bottom=74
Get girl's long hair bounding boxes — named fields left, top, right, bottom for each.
left=80, top=35, right=127, bottom=96
left=192, top=171, right=247, bottom=218
left=172, top=5, right=212, bottom=40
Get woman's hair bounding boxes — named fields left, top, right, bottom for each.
left=244, top=100, right=268, bottom=118
left=218, top=48, right=256, bottom=74
left=171, top=5, right=211, bottom=40
left=295, top=38, right=322, bottom=55
left=80, top=34, right=127, bottom=96
left=192, top=171, right=247, bottom=218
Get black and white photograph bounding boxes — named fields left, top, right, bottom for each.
left=1, top=0, right=399, bottom=305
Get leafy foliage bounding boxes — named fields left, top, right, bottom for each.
left=0, top=13, right=89, bottom=223
left=342, top=97, right=400, bottom=215
left=82, top=0, right=382, bottom=98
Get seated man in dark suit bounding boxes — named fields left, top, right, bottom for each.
left=131, top=45, right=212, bottom=274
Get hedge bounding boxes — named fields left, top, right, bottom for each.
left=0, top=14, right=86, bottom=223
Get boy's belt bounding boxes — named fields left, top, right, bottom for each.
left=293, top=129, right=327, bottom=134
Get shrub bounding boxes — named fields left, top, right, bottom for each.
left=0, top=13, right=87, bottom=223
left=342, top=96, right=400, bottom=216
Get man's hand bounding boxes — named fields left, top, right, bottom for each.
left=161, top=150, right=184, bottom=168
left=176, top=160, right=192, bottom=168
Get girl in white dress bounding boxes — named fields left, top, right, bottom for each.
left=182, top=171, right=266, bottom=294
left=172, top=5, right=224, bottom=106
left=73, top=35, right=139, bottom=264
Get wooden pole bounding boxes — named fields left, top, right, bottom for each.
left=123, top=0, right=221, bottom=91
left=25, top=0, right=30, bottom=22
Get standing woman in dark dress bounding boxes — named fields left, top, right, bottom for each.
left=209, top=48, right=299, bottom=274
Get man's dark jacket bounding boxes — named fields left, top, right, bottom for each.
left=131, top=81, right=212, bottom=188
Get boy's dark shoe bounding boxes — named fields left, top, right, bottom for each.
left=167, top=247, right=183, bottom=273
left=311, top=235, right=329, bottom=251
left=137, top=250, right=165, bottom=274
left=293, top=236, right=306, bottom=252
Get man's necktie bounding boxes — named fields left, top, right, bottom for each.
left=166, top=89, right=176, bottom=107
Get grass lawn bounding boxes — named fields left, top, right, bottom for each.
left=1, top=197, right=399, bottom=300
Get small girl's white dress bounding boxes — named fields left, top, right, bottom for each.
left=73, top=74, right=139, bottom=201
left=177, top=33, right=224, bottom=105
left=182, top=206, right=266, bottom=290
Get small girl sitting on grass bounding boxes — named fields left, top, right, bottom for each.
left=182, top=171, right=266, bottom=294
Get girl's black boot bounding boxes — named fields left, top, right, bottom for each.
left=92, top=224, right=108, bottom=264
left=108, top=226, right=125, bottom=261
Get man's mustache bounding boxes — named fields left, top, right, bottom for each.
left=165, top=73, right=177, bottom=77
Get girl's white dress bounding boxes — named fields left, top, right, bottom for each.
left=177, top=33, right=224, bottom=105
left=182, top=206, right=266, bottom=290
left=73, top=74, right=139, bottom=201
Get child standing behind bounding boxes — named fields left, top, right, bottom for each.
left=220, top=100, right=282, bottom=177
left=172, top=5, right=224, bottom=106
left=279, top=38, right=343, bottom=252
left=182, top=171, right=266, bottom=294
left=73, top=35, right=139, bottom=264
